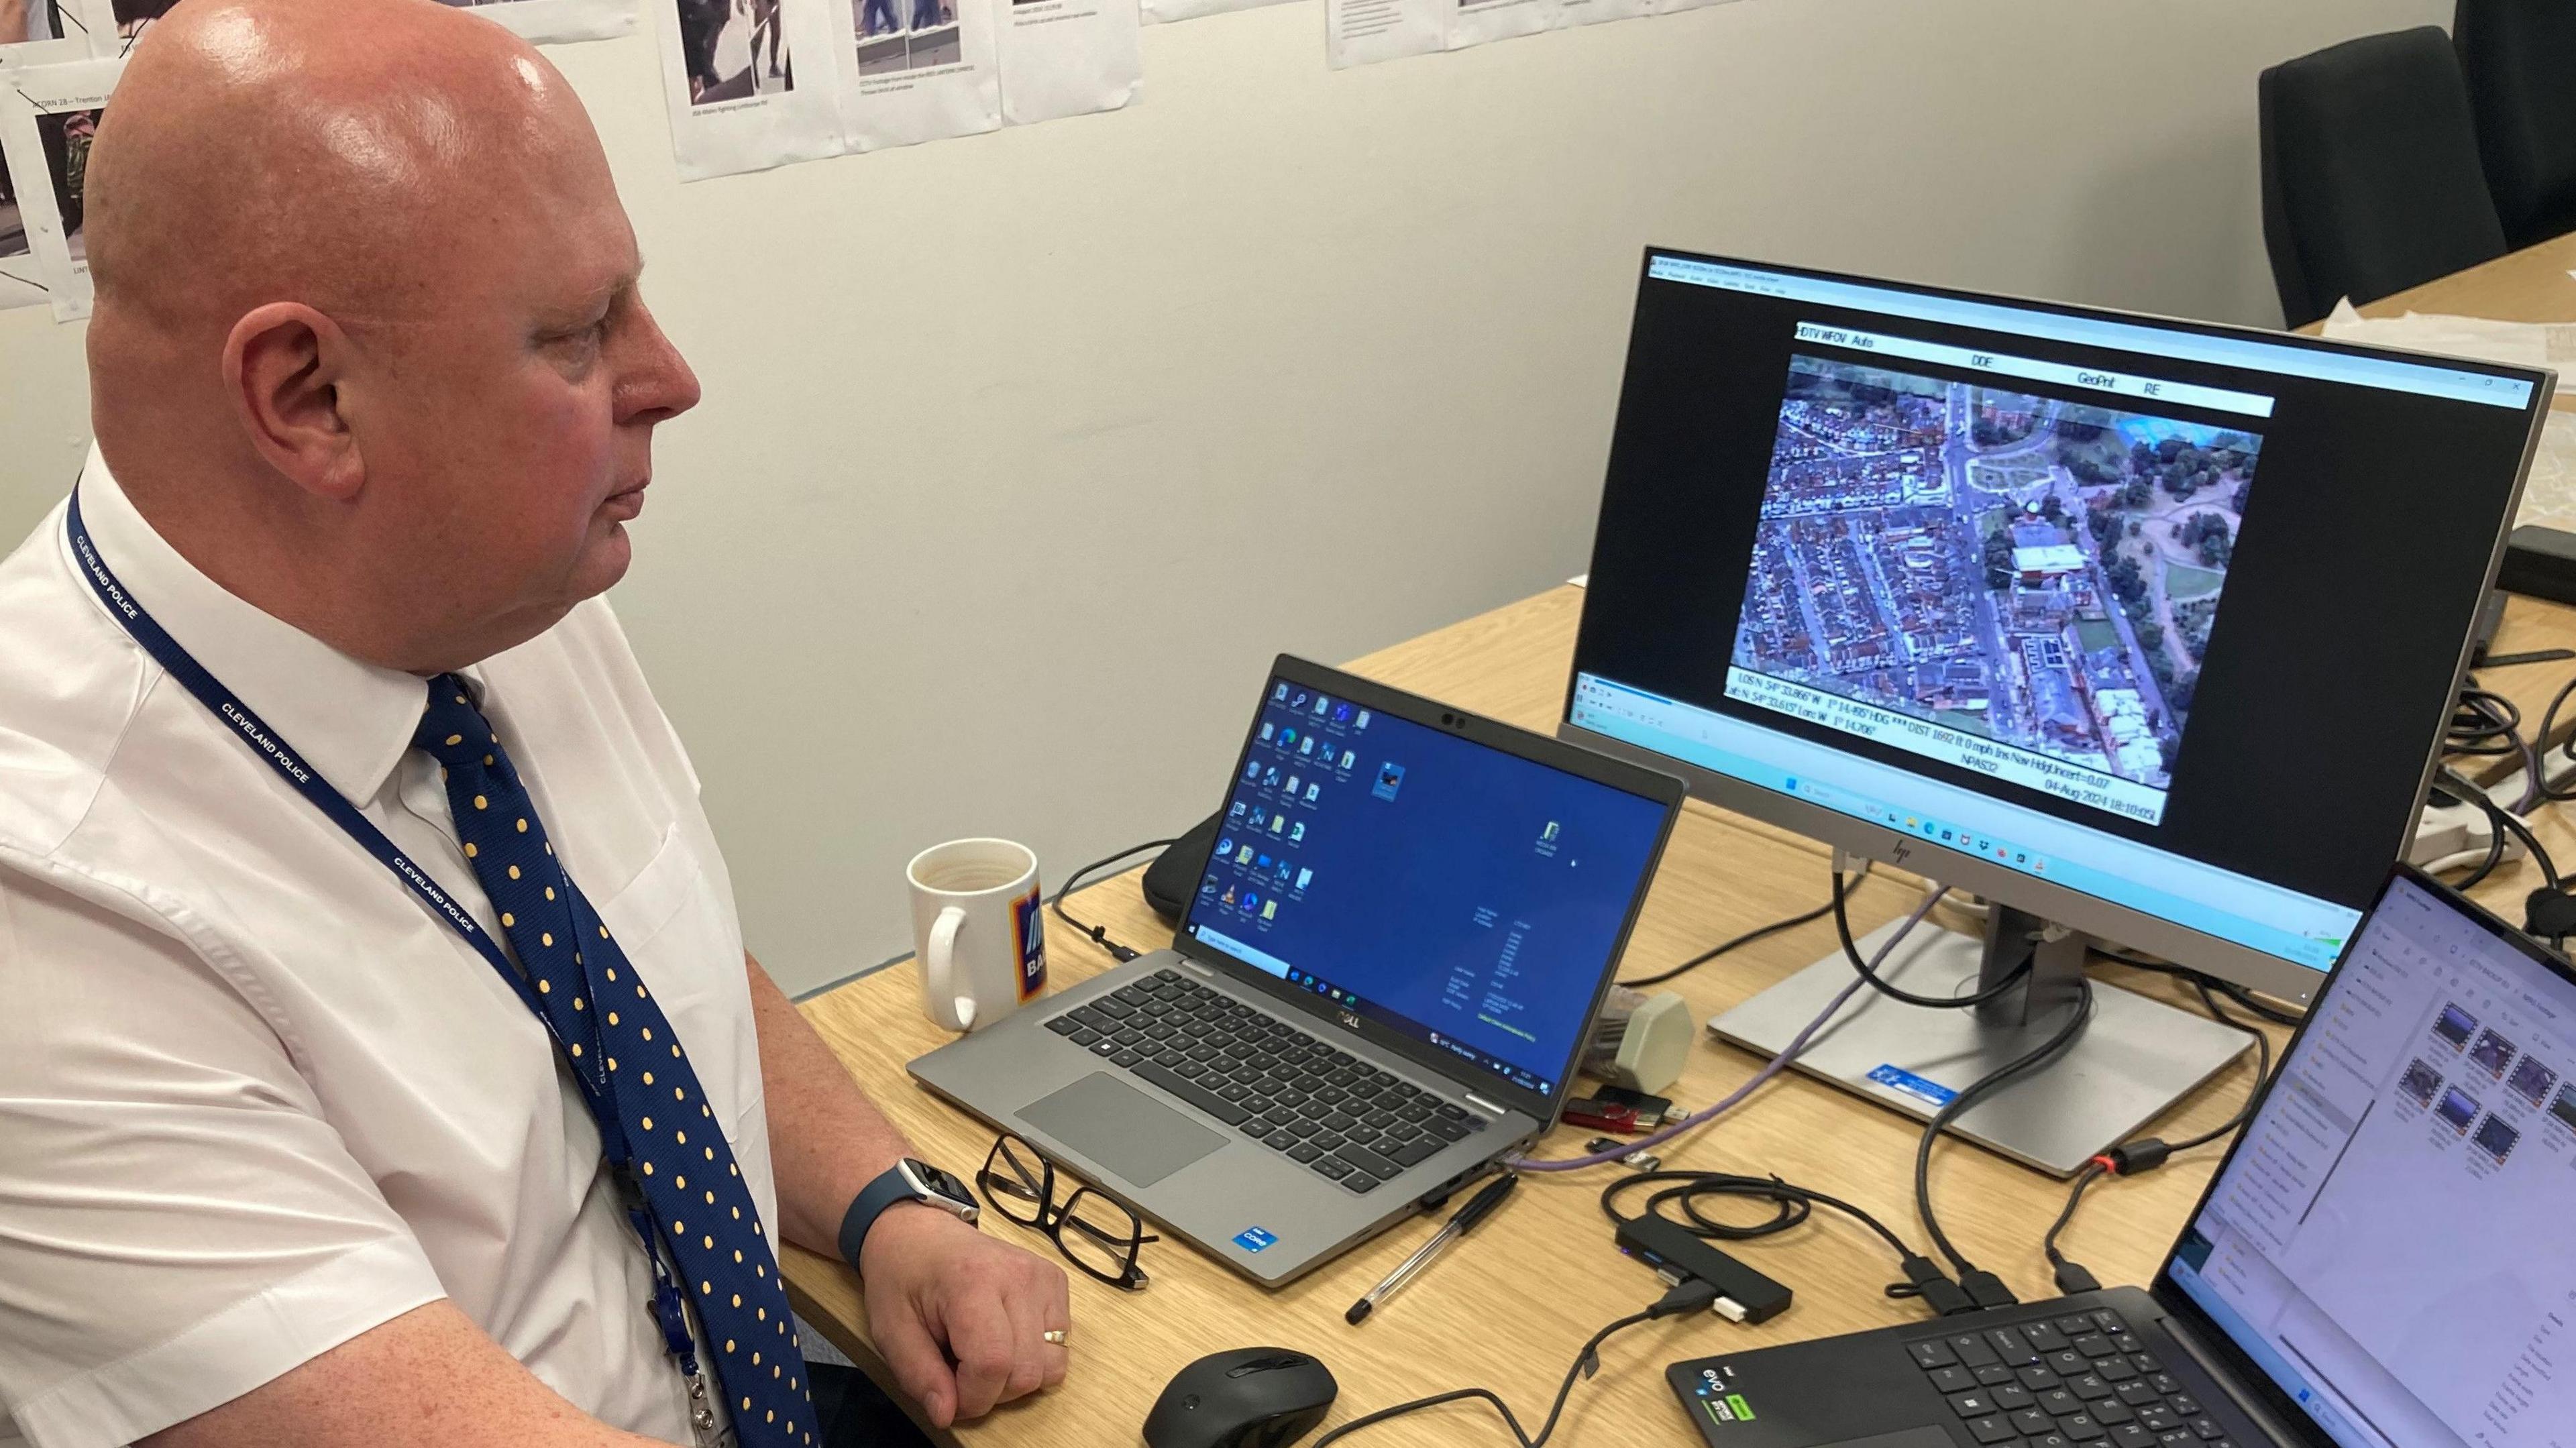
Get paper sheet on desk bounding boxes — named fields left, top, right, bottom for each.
left=2319, top=299, right=2576, bottom=372
left=2512, top=412, right=2576, bottom=532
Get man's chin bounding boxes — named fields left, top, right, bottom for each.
left=572, top=525, right=635, bottom=600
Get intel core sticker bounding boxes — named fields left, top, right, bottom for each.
left=1868, top=1064, right=1959, bottom=1110
left=1233, top=1227, right=1278, bottom=1254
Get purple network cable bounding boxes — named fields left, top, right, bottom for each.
left=1507, top=884, right=1951, bottom=1172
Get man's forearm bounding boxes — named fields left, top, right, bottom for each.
left=744, top=952, right=918, bottom=1258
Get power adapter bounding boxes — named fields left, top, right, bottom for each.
left=1614, top=1212, right=1794, bottom=1325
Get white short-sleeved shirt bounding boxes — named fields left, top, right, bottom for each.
left=0, top=448, right=775, bottom=1447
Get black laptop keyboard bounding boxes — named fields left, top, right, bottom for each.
left=1904, top=1309, right=2237, bottom=1448
left=1042, top=968, right=1487, bottom=1194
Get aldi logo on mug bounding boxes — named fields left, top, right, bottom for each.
left=1013, top=888, right=1047, bottom=1002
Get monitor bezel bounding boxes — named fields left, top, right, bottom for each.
left=2143, top=863, right=2576, bottom=1448
left=1560, top=245, right=2559, bottom=1005
left=1174, top=653, right=1686, bottom=1125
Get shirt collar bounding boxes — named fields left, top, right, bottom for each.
left=72, top=443, right=435, bottom=804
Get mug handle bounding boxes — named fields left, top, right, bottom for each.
left=925, top=905, right=977, bottom=1031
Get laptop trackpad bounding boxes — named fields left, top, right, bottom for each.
left=1020, top=1073, right=1226, bottom=1188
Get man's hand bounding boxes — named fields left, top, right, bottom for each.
left=858, top=1205, right=1071, bottom=1427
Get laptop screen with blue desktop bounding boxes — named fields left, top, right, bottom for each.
left=1179, top=671, right=1674, bottom=1103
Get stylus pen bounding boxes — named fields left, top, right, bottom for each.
left=1344, top=1171, right=1517, bottom=1325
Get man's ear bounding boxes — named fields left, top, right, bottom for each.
left=222, top=302, right=366, bottom=503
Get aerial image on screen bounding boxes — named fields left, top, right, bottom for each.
left=1726, top=354, right=2262, bottom=824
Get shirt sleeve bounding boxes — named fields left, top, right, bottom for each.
left=0, top=864, right=449, bottom=1448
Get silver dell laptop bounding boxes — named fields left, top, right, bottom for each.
left=910, top=655, right=1684, bottom=1286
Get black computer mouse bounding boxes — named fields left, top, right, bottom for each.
left=1142, top=1346, right=1338, bottom=1448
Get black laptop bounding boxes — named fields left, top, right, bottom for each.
left=1668, top=865, right=2575, bottom=1448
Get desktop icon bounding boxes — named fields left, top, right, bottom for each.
left=1356, top=710, right=1371, bottom=730
left=1258, top=723, right=1275, bottom=742
left=1332, top=702, right=1353, bottom=725
left=1262, top=901, right=1277, bottom=920
left=1312, top=694, right=1330, bottom=716
left=1220, top=885, right=1238, bottom=907
left=1273, top=683, right=1289, bottom=702
left=1201, top=875, right=1220, bottom=895
left=1373, top=763, right=1406, bottom=801
left=1289, top=822, right=1306, bottom=842
left=1243, top=761, right=1260, bottom=781
left=1236, top=846, right=1254, bottom=864
left=1269, top=816, right=1285, bottom=835
left=1296, top=868, right=1313, bottom=889
left=1246, top=810, right=1266, bottom=830
left=1256, top=852, right=1273, bottom=871
left=1304, top=783, right=1321, bottom=802
left=1275, top=860, right=1293, bottom=882
left=1292, top=691, right=1309, bottom=710
left=1216, top=836, right=1235, bottom=856
left=1300, top=737, right=1316, bottom=757
left=1263, top=767, right=1282, bottom=788
left=1542, top=822, right=1560, bottom=842
left=1340, top=749, right=1356, bottom=771
left=1228, top=802, right=1246, bottom=821
left=1285, top=775, right=1301, bottom=796
left=1242, top=892, right=1260, bottom=913
left=1279, top=726, right=1297, bottom=748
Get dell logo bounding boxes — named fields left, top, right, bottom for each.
left=1339, top=1010, right=1362, bottom=1031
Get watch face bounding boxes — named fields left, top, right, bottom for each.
left=908, top=1160, right=977, bottom=1213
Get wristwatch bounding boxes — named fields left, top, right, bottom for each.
left=839, top=1158, right=981, bottom=1268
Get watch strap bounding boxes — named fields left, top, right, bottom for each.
left=839, top=1163, right=928, bottom=1270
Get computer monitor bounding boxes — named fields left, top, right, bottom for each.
left=1561, top=249, right=2557, bottom=1174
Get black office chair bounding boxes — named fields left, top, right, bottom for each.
left=2455, top=0, right=2576, bottom=250
left=2259, top=26, right=2508, bottom=329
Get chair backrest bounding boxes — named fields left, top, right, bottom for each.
left=2259, top=25, right=2508, bottom=329
left=2455, top=0, right=2576, bottom=250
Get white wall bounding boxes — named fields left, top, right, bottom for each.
left=0, top=0, right=2447, bottom=995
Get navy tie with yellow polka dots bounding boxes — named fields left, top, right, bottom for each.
left=414, top=675, right=818, bottom=1447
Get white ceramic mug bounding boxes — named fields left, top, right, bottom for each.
left=906, top=838, right=1046, bottom=1032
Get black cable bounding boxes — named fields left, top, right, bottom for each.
left=1598, top=1167, right=1970, bottom=1313
left=2090, top=949, right=2303, bottom=1027
left=1047, top=837, right=1178, bottom=964
left=1832, top=870, right=2031, bottom=1010
left=1619, top=897, right=1835, bottom=988
left=1311, top=1279, right=1718, bottom=1448
left=1913, top=981, right=2097, bottom=1298
left=2044, top=979, right=2272, bottom=1294
left=2445, top=686, right=2523, bottom=757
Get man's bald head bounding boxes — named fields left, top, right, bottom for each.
left=88, top=0, right=596, bottom=330
left=83, top=0, right=699, bottom=675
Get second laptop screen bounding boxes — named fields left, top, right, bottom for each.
left=1182, top=679, right=1669, bottom=1099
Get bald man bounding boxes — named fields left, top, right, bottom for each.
left=0, top=3, right=1069, bottom=1447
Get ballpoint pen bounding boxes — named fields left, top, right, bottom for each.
left=1344, top=1170, right=1518, bottom=1325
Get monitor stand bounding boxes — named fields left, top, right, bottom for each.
left=1705, top=903, right=2252, bottom=1178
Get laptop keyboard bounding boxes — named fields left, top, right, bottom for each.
left=1904, top=1309, right=2237, bottom=1448
left=1042, top=968, right=1488, bottom=1194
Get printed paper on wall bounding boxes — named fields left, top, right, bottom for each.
left=0, top=54, right=118, bottom=320
left=829, top=0, right=1001, bottom=151
left=994, top=0, right=1138, bottom=127
left=444, top=0, right=642, bottom=46
left=656, top=0, right=845, bottom=180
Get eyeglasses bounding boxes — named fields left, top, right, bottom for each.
left=977, top=1133, right=1157, bottom=1290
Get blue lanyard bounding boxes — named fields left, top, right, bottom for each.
left=64, top=487, right=703, bottom=1374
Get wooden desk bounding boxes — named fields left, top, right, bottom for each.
left=782, top=581, right=2576, bottom=1447
left=787, top=239, right=2576, bottom=1445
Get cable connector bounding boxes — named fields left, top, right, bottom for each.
left=2099, top=1140, right=2173, bottom=1176
left=1957, top=1270, right=2019, bottom=1309
left=1894, top=1254, right=1980, bottom=1317
left=1649, top=1278, right=1721, bottom=1320
left=2052, top=1260, right=2102, bottom=1295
